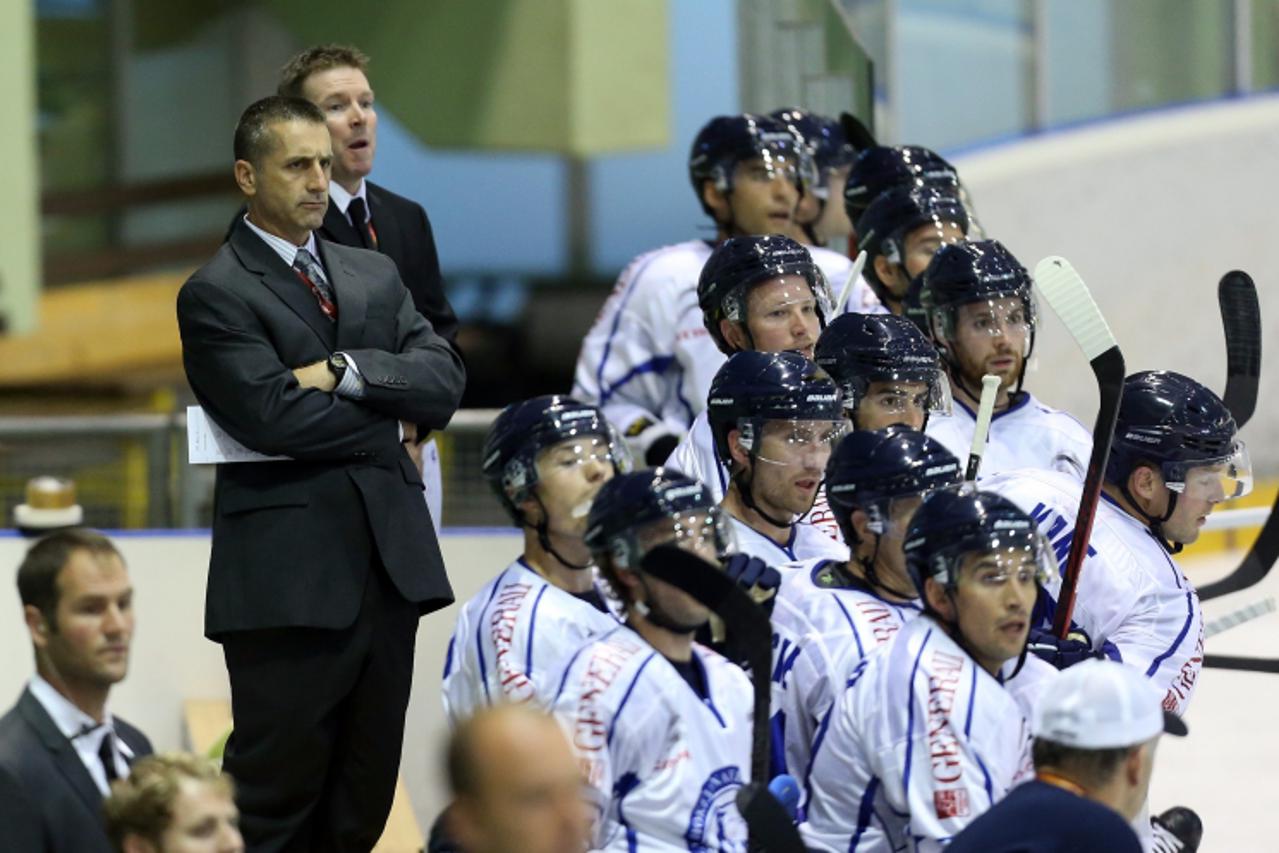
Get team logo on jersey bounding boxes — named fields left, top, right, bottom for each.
left=685, top=765, right=748, bottom=853
left=934, top=788, right=970, bottom=819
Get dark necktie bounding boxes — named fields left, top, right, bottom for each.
left=293, top=248, right=338, bottom=322
left=347, top=196, right=378, bottom=250
left=98, top=730, right=119, bottom=784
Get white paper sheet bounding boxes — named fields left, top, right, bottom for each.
left=186, top=406, right=290, bottom=464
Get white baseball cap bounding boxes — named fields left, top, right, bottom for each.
left=1034, top=659, right=1189, bottom=749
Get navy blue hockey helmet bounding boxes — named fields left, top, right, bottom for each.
left=698, top=234, right=834, bottom=354
left=826, top=425, right=962, bottom=548
left=771, top=108, right=857, bottom=200
left=706, top=350, right=845, bottom=464
left=857, top=186, right=970, bottom=301
left=814, top=313, right=951, bottom=424
left=688, top=114, right=817, bottom=216
left=920, top=239, right=1037, bottom=357
left=482, top=395, right=631, bottom=525
left=903, top=489, right=1054, bottom=597
left=584, top=468, right=734, bottom=570
left=844, top=145, right=961, bottom=222
left=1105, top=371, right=1251, bottom=499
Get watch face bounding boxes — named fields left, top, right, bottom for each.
left=331, top=354, right=347, bottom=369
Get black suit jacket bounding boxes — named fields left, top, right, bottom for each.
left=177, top=220, right=465, bottom=637
left=0, top=687, right=153, bottom=853
left=320, top=181, right=460, bottom=347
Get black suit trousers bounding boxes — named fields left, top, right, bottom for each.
left=222, top=560, right=419, bottom=853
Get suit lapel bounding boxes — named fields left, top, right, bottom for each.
left=322, top=240, right=368, bottom=350
left=229, top=221, right=336, bottom=349
left=367, top=184, right=403, bottom=264
left=17, top=689, right=105, bottom=816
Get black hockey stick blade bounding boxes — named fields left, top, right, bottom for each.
left=1033, top=257, right=1126, bottom=637
left=1197, top=493, right=1279, bottom=600
left=1218, top=270, right=1261, bottom=428
left=839, top=111, right=878, bottom=152
left=1205, top=653, right=1279, bottom=674
left=639, top=545, right=804, bottom=851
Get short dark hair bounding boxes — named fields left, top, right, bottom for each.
left=233, top=95, right=325, bottom=166
left=278, top=44, right=370, bottom=99
left=1032, top=738, right=1134, bottom=788
left=17, top=528, right=122, bottom=628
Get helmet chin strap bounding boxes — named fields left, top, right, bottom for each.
left=632, top=573, right=706, bottom=635
left=1119, top=480, right=1182, bottom=554
left=736, top=456, right=801, bottom=531
left=531, top=495, right=593, bottom=571
left=856, top=532, right=918, bottom=601
left=931, top=586, right=1028, bottom=678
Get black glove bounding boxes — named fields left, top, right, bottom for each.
left=723, top=553, right=781, bottom=613
left=1026, top=626, right=1101, bottom=670
left=645, top=434, right=680, bottom=466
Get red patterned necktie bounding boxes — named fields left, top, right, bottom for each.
left=292, top=248, right=338, bottom=321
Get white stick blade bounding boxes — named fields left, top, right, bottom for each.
left=1033, top=256, right=1118, bottom=361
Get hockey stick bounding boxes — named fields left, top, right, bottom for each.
left=1198, top=497, right=1279, bottom=602
left=1203, top=596, right=1276, bottom=639
left=838, top=112, right=878, bottom=152
left=640, top=545, right=805, bottom=852
left=964, top=374, right=1001, bottom=482
left=1218, top=270, right=1261, bottom=429
left=835, top=250, right=867, bottom=315
left=1204, top=653, right=1279, bottom=674
left=1032, top=257, right=1126, bottom=639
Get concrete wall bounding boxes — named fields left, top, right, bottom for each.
left=952, top=94, right=1279, bottom=472
left=0, top=530, right=522, bottom=833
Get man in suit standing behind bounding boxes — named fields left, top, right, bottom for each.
left=278, top=44, right=460, bottom=350
left=176, top=95, right=464, bottom=851
left=0, top=529, right=152, bottom=851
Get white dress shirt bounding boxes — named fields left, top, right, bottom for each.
left=28, top=675, right=134, bottom=796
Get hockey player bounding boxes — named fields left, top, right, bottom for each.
left=442, top=396, right=628, bottom=724
left=770, top=108, right=860, bottom=250
left=770, top=426, right=962, bottom=785
left=705, top=350, right=850, bottom=565
left=857, top=185, right=969, bottom=315
left=802, top=489, right=1055, bottom=852
left=573, top=114, right=875, bottom=466
left=843, top=145, right=963, bottom=235
left=983, top=370, right=1251, bottom=717
left=814, top=311, right=953, bottom=433
left=919, top=239, right=1093, bottom=479
left=552, top=469, right=754, bottom=851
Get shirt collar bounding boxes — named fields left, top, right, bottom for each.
left=328, top=179, right=368, bottom=219
left=241, top=215, right=319, bottom=268
left=28, top=674, right=110, bottom=739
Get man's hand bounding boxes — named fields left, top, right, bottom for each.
left=293, top=360, right=336, bottom=393
left=401, top=422, right=423, bottom=468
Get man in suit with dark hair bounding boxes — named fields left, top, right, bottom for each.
left=177, top=94, right=464, bottom=851
left=0, top=529, right=153, bottom=851
left=277, top=43, right=460, bottom=350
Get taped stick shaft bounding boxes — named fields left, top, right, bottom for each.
left=1203, top=596, right=1276, bottom=639
left=965, top=374, right=1001, bottom=482
left=835, top=250, right=867, bottom=314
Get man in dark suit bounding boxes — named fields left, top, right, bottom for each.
left=278, top=43, right=460, bottom=350
left=177, top=95, right=465, bottom=852
left=0, top=529, right=153, bottom=852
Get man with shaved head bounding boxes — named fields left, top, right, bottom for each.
left=445, top=705, right=591, bottom=853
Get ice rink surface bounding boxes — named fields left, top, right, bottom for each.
left=1151, top=550, right=1279, bottom=852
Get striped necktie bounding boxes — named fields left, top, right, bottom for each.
left=293, top=248, right=338, bottom=321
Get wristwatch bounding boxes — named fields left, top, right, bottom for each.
left=327, top=352, right=348, bottom=384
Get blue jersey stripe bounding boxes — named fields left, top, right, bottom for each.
left=593, top=251, right=669, bottom=395
left=803, top=706, right=835, bottom=808
left=1145, top=590, right=1196, bottom=677
left=599, top=355, right=675, bottom=405
left=525, top=584, right=550, bottom=678
left=849, top=776, right=882, bottom=851
left=964, top=665, right=977, bottom=737
left=607, top=652, right=658, bottom=747
left=902, top=629, right=934, bottom=797
left=834, top=596, right=866, bottom=660
left=475, top=568, right=511, bottom=705
left=553, top=625, right=622, bottom=704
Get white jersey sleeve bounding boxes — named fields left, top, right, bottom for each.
left=925, top=393, right=1092, bottom=481
left=666, top=413, right=728, bottom=496
left=983, top=468, right=1205, bottom=715
left=769, top=559, right=920, bottom=786
left=551, top=628, right=754, bottom=852
left=801, top=617, right=1033, bottom=852
left=808, top=246, right=887, bottom=316
left=573, top=241, right=717, bottom=456
left=441, top=559, right=620, bottom=725
left=729, top=519, right=849, bottom=568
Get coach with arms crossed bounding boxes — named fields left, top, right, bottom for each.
left=177, top=95, right=464, bottom=851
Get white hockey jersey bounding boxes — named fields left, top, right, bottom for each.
left=770, top=558, right=922, bottom=785
left=572, top=239, right=880, bottom=454
left=801, top=616, right=1036, bottom=852
left=667, top=412, right=844, bottom=543
left=982, top=468, right=1205, bottom=715
left=728, top=517, right=848, bottom=568
left=925, top=393, right=1092, bottom=481
left=551, top=625, right=755, bottom=852
left=442, top=558, right=620, bottom=725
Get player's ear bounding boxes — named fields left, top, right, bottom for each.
left=702, top=180, right=730, bottom=225
left=727, top=429, right=751, bottom=469
left=923, top=577, right=953, bottom=619
left=849, top=509, right=872, bottom=546
left=23, top=604, right=50, bottom=650
left=1127, top=464, right=1158, bottom=505
left=234, top=159, right=257, bottom=197
left=720, top=319, right=749, bottom=353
